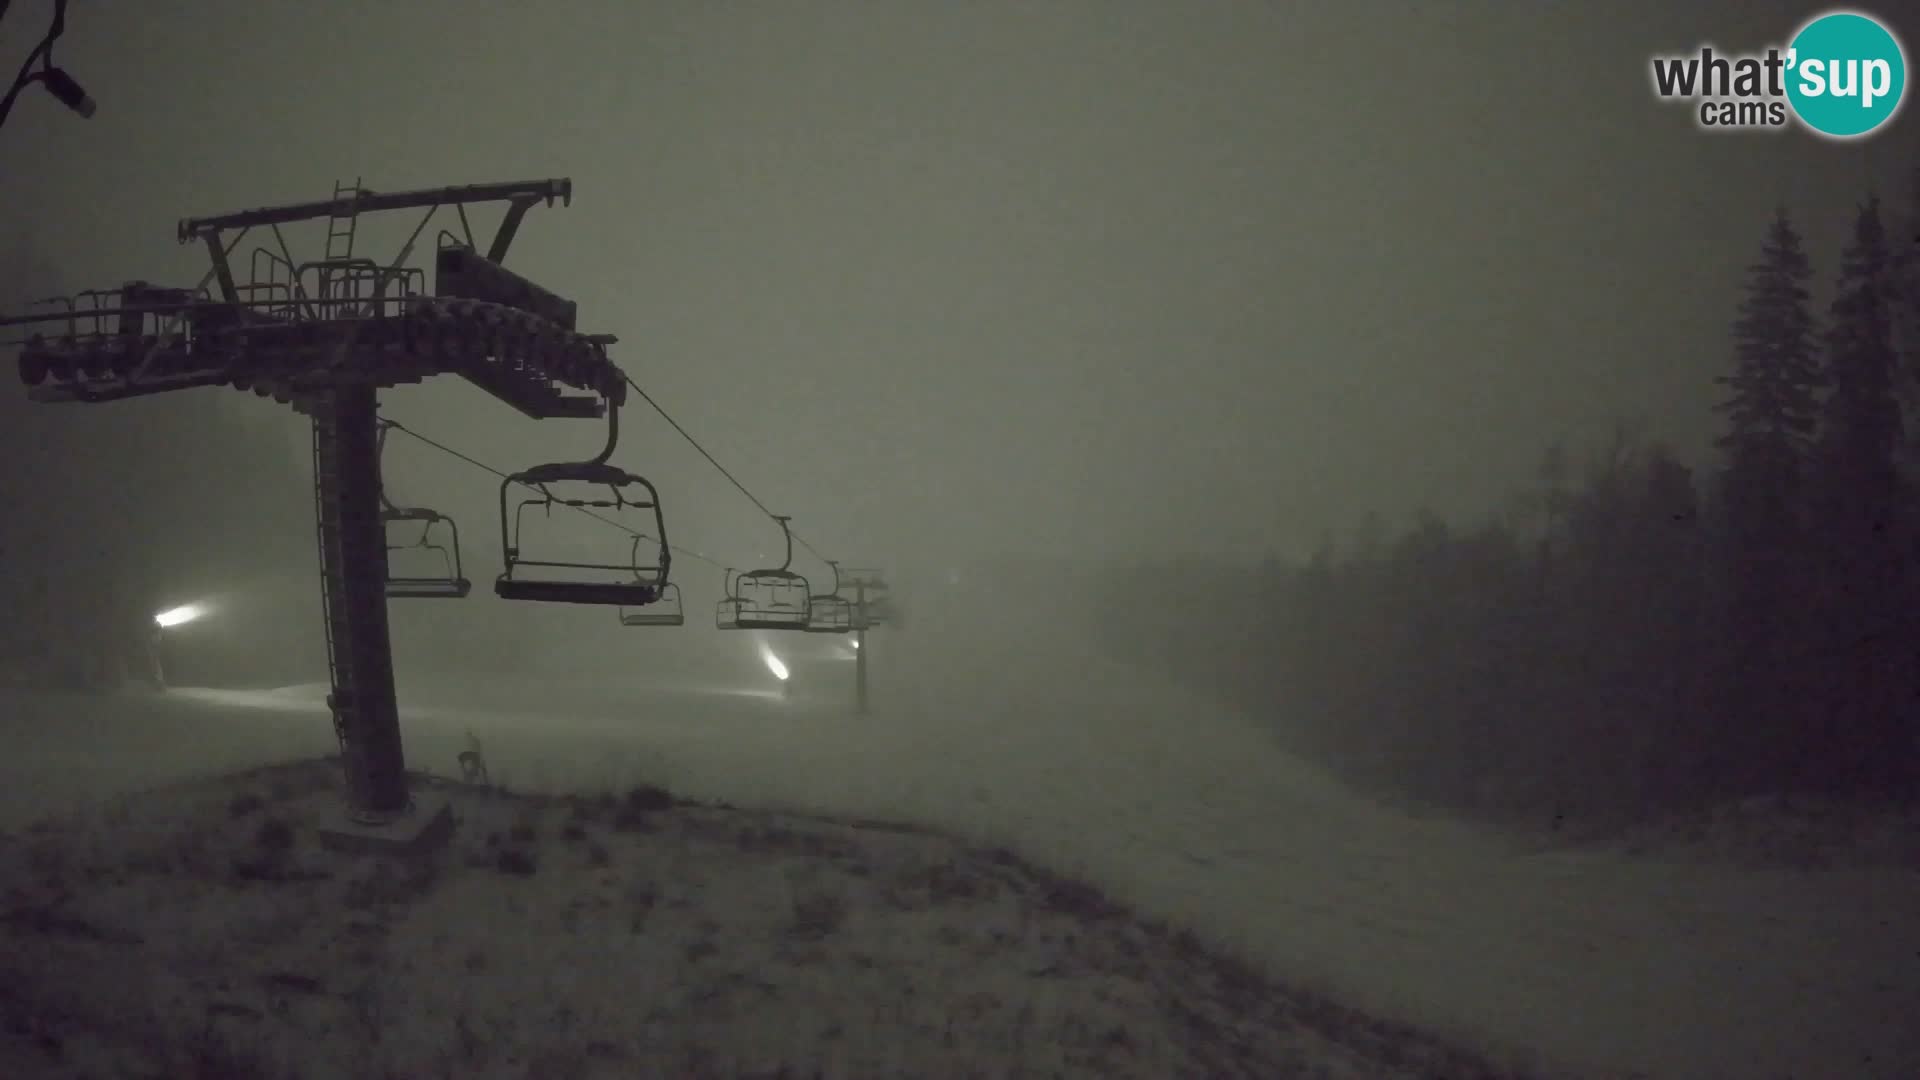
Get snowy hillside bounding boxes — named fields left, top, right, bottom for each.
left=0, top=759, right=1524, bottom=1078
left=0, top=584, right=1915, bottom=1078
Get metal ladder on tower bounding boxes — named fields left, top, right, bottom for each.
left=319, top=178, right=362, bottom=319
left=311, top=415, right=351, bottom=758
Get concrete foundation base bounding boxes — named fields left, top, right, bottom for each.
left=316, top=795, right=455, bottom=857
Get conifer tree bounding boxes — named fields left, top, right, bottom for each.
left=1812, top=195, right=1912, bottom=790
left=1717, top=208, right=1823, bottom=511
left=1892, top=167, right=1920, bottom=469
left=1712, top=208, right=1822, bottom=793
left=1818, top=196, right=1903, bottom=512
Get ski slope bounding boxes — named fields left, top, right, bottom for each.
left=3, top=592, right=1916, bottom=1079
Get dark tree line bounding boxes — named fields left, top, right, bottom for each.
left=1096, top=184, right=1920, bottom=825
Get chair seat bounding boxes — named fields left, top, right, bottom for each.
left=387, top=577, right=472, bottom=600
left=496, top=578, right=658, bottom=606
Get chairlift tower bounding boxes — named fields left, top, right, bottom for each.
left=2, top=177, right=632, bottom=851
left=839, top=567, right=892, bottom=715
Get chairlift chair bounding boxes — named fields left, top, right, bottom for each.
left=619, top=537, right=685, bottom=626
left=716, top=568, right=741, bottom=630
left=715, top=516, right=811, bottom=631
left=804, top=559, right=853, bottom=634
left=384, top=509, right=472, bottom=599
left=730, top=570, right=811, bottom=630
left=805, top=595, right=853, bottom=633
left=377, top=421, right=472, bottom=599
left=496, top=399, right=673, bottom=606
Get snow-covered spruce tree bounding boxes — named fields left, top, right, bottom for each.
left=1711, top=207, right=1823, bottom=795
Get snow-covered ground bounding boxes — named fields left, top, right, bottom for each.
left=0, top=760, right=1516, bottom=1078
left=3, top=589, right=1917, bottom=1079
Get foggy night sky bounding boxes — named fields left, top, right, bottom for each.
left=3, top=1, right=1914, bottom=578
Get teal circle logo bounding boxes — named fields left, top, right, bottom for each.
left=1785, top=11, right=1906, bottom=138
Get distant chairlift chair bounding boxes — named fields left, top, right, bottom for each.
left=804, top=560, right=853, bottom=634
left=377, top=421, right=472, bottom=599
left=383, top=509, right=472, bottom=599
left=715, top=515, right=811, bottom=631
left=716, top=568, right=741, bottom=630
left=619, top=537, right=685, bottom=626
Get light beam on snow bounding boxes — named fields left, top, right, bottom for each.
left=761, top=646, right=789, bottom=681
left=153, top=604, right=204, bottom=629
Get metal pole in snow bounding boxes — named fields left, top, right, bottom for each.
left=854, top=581, right=869, bottom=716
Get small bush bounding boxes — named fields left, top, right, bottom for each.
left=625, top=785, right=674, bottom=812
left=1041, top=878, right=1121, bottom=921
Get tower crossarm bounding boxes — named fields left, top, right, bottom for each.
left=177, top=178, right=572, bottom=246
